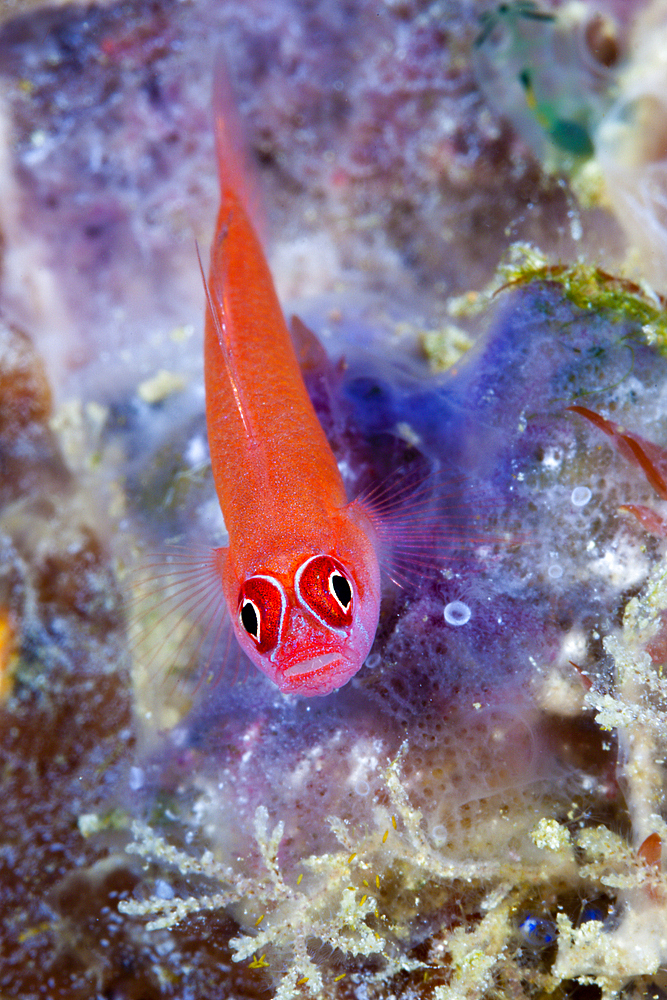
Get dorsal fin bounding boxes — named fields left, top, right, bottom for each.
left=197, top=240, right=254, bottom=442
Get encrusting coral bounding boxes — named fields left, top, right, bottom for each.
left=109, top=260, right=667, bottom=999
left=114, top=551, right=667, bottom=998
left=114, top=573, right=667, bottom=1000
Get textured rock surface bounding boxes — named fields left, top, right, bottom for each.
left=2, top=1, right=667, bottom=998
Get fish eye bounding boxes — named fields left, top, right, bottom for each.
left=295, top=554, right=354, bottom=630
left=330, top=570, right=352, bottom=611
left=240, top=598, right=260, bottom=640
left=237, top=575, right=286, bottom=653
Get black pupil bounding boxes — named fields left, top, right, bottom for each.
left=241, top=600, right=259, bottom=638
left=331, top=572, right=352, bottom=608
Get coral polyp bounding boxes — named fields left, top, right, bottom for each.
left=443, top=600, right=471, bottom=626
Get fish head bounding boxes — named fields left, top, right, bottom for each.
left=227, top=518, right=381, bottom=696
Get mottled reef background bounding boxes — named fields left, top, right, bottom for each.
left=6, top=1, right=667, bottom=998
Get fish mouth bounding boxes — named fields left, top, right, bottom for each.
left=279, top=652, right=351, bottom=695
left=282, top=652, right=340, bottom=679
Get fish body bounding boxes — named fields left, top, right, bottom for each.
left=203, top=71, right=381, bottom=696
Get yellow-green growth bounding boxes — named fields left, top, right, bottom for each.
left=496, top=244, right=667, bottom=349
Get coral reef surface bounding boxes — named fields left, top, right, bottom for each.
left=3, top=1, right=667, bottom=999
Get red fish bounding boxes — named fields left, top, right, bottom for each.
left=197, top=69, right=386, bottom=697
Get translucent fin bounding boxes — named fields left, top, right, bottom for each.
left=201, top=53, right=270, bottom=447
left=128, top=545, right=245, bottom=709
left=289, top=314, right=330, bottom=373
left=352, top=464, right=508, bottom=590
left=197, top=240, right=254, bottom=443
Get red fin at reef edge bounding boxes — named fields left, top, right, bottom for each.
left=567, top=405, right=667, bottom=501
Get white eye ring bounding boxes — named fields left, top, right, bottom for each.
left=328, top=569, right=352, bottom=612
left=294, top=553, right=353, bottom=635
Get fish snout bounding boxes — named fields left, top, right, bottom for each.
left=276, top=639, right=360, bottom=695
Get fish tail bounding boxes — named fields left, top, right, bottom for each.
left=212, top=53, right=268, bottom=244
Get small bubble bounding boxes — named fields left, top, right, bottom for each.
left=571, top=486, right=592, bottom=507
left=548, top=564, right=563, bottom=579
left=518, top=915, right=556, bottom=948
left=444, top=601, right=471, bottom=626
left=154, top=880, right=175, bottom=900
left=569, top=214, right=583, bottom=242
left=185, top=434, right=207, bottom=467
left=354, top=780, right=370, bottom=797
left=129, top=766, right=144, bottom=791
left=364, top=652, right=381, bottom=670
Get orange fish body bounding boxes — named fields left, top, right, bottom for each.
left=203, top=73, right=381, bottom=696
